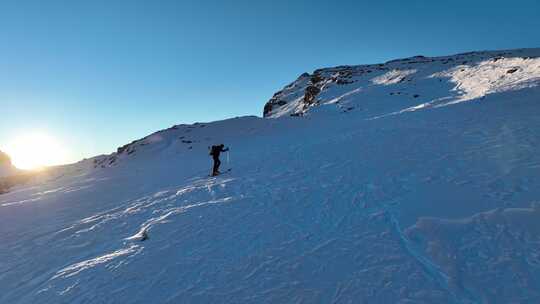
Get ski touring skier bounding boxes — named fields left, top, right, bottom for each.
left=209, top=144, right=229, bottom=176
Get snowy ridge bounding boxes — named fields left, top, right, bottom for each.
left=263, top=48, right=540, bottom=118
left=1, top=48, right=540, bottom=303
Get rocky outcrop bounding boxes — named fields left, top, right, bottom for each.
left=263, top=99, right=287, bottom=117
left=0, top=150, right=29, bottom=194
left=262, top=48, right=540, bottom=118
left=263, top=73, right=311, bottom=117
left=0, top=150, right=15, bottom=178
left=303, top=85, right=321, bottom=105
left=0, top=150, right=11, bottom=167
left=262, top=65, right=372, bottom=117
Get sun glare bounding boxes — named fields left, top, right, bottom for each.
left=4, top=133, right=70, bottom=170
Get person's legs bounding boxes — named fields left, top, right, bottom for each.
left=212, top=157, right=221, bottom=175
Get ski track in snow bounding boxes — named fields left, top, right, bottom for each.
left=1, top=49, right=540, bottom=303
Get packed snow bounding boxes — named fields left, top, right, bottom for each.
left=1, top=48, right=540, bottom=303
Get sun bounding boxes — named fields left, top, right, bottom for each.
left=3, top=133, right=70, bottom=170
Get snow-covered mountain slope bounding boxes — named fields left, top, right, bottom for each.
left=264, top=48, right=540, bottom=118
left=1, top=48, right=540, bottom=303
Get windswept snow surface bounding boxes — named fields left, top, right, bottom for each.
left=2, top=49, right=540, bottom=303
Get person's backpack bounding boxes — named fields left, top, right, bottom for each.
left=209, top=145, right=219, bottom=156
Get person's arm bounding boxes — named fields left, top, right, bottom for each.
left=222, top=147, right=229, bottom=152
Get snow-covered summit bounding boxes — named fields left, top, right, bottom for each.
left=68, top=48, right=540, bottom=171
left=264, top=48, right=540, bottom=118
left=1, top=48, right=540, bottom=303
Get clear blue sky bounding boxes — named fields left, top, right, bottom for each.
left=1, top=0, right=539, bottom=164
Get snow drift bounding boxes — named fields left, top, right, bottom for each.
left=1, top=48, right=540, bottom=303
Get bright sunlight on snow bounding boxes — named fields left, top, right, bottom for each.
left=3, top=133, right=70, bottom=170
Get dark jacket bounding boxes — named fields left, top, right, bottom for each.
left=210, top=145, right=228, bottom=158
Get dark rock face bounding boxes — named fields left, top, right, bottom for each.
left=263, top=103, right=273, bottom=117
left=263, top=65, right=371, bottom=117
left=263, top=72, right=313, bottom=117
left=507, top=68, right=519, bottom=74
left=304, top=86, right=321, bottom=105
left=263, top=99, right=289, bottom=117
left=310, top=74, right=324, bottom=84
